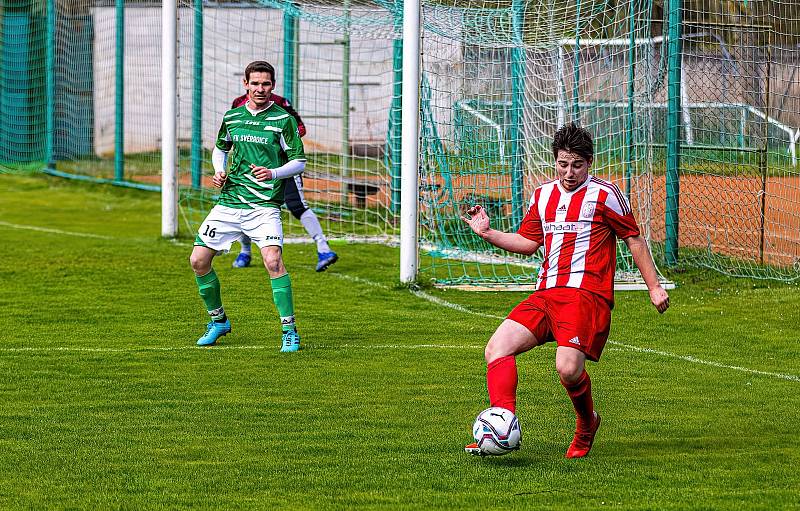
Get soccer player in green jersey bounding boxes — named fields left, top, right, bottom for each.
left=189, top=61, right=306, bottom=351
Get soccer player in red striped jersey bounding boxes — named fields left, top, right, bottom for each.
left=462, top=122, right=670, bottom=458
left=228, top=91, right=338, bottom=272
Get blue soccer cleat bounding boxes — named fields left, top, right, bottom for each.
left=280, top=328, right=301, bottom=352
left=196, top=320, right=231, bottom=346
left=315, top=251, right=338, bottom=272
left=232, top=253, right=251, bottom=268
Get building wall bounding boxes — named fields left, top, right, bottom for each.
left=92, top=6, right=397, bottom=156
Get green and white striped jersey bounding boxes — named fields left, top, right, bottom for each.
left=214, top=102, right=306, bottom=209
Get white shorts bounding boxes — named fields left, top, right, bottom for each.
left=195, top=205, right=283, bottom=251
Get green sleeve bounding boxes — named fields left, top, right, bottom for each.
left=215, top=119, right=233, bottom=152
left=281, top=116, right=306, bottom=161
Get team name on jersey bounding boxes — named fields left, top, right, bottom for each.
left=230, top=133, right=275, bottom=144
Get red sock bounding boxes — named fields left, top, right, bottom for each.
left=487, top=356, right=517, bottom=413
left=561, top=369, right=594, bottom=429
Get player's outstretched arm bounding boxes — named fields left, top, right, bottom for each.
left=460, top=205, right=540, bottom=256
left=624, top=235, right=670, bottom=314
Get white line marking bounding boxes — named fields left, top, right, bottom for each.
left=0, top=220, right=113, bottom=239
left=0, top=346, right=213, bottom=353
left=314, top=344, right=486, bottom=349
left=329, top=272, right=391, bottom=289
left=0, top=344, right=484, bottom=354
left=4, top=339, right=797, bottom=381
left=411, top=289, right=504, bottom=320
left=0, top=224, right=321, bottom=249
left=609, top=342, right=800, bottom=382
left=328, top=273, right=800, bottom=383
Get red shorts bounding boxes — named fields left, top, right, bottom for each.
left=507, top=287, right=612, bottom=361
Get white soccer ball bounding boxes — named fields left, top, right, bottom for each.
left=472, top=406, right=522, bottom=455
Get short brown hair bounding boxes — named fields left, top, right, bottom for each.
left=244, top=61, right=275, bottom=83
left=552, top=122, right=594, bottom=161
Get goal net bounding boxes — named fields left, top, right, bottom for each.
left=171, top=1, right=401, bottom=243
left=415, top=0, right=665, bottom=288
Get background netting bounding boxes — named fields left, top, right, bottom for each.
left=663, top=1, right=800, bottom=280
left=0, top=1, right=163, bottom=187
left=1, top=0, right=798, bottom=283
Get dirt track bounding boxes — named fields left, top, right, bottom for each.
left=157, top=169, right=800, bottom=267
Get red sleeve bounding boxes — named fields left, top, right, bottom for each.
left=601, top=185, right=640, bottom=238
left=516, top=189, right=544, bottom=244
left=231, top=94, right=248, bottom=108
left=269, top=93, right=306, bottom=138
left=605, top=209, right=640, bottom=239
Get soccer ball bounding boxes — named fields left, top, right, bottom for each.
left=472, top=406, right=522, bottom=455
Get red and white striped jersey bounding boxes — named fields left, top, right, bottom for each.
left=517, top=176, right=640, bottom=304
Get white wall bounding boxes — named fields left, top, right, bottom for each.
left=92, top=6, right=398, bottom=156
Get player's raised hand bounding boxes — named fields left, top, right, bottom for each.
left=212, top=171, right=227, bottom=188
left=649, top=286, right=670, bottom=314
left=250, top=163, right=273, bottom=181
left=461, top=205, right=491, bottom=238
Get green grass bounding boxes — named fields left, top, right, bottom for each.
left=1, top=174, right=799, bottom=510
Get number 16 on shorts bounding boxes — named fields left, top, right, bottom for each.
left=195, top=215, right=240, bottom=252
left=202, top=224, right=217, bottom=239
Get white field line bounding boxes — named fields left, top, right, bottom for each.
left=335, top=274, right=800, bottom=383
left=411, top=289, right=506, bottom=320
left=332, top=273, right=391, bottom=290
left=1, top=226, right=797, bottom=383
left=0, top=222, right=319, bottom=246
left=0, top=220, right=113, bottom=240
left=608, top=342, right=800, bottom=382
left=0, top=344, right=484, bottom=354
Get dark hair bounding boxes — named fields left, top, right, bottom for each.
left=244, top=61, right=275, bottom=83
left=552, top=122, right=594, bottom=161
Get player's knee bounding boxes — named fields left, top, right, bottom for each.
left=555, top=358, right=584, bottom=384
left=189, top=253, right=209, bottom=275
left=263, top=257, right=281, bottom=274
left=484, top=334, right=510, bottom=364
left=261, top=250, right=284, bottom=274
left=483, top=344, right=494, bottom=364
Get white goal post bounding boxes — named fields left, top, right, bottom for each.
left=399, top=0, right=421, bottom=284
left=161, top=0, right=178, bottom=238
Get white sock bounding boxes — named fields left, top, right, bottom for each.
left=300, top=209, right=331, bottom=253
left=240, top=237, right=252, bottom=255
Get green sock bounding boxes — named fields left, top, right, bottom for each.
left=196, top=269, right=225, bottom=321
left=270, top=273, right=296, bottom=332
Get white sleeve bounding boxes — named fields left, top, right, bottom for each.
left=271, top=158, right=306, bottom=179
left=212, top=146, right=228, bottom=174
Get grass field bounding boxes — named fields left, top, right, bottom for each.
left=1, top=174, right=799, bottom=510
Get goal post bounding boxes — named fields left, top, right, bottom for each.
left=399, top=0, right=421, bottom=284
left=161, top=0, right=178, bottom=238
